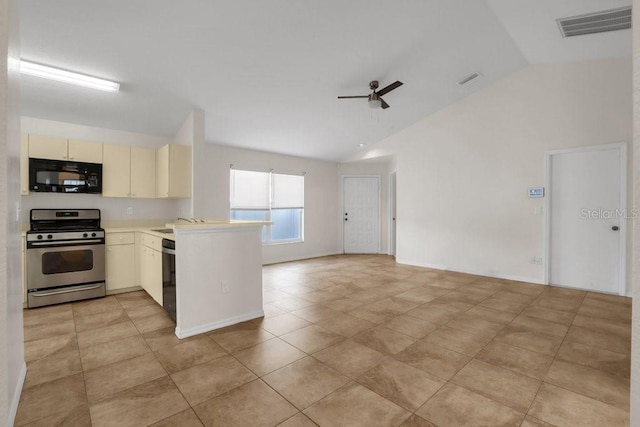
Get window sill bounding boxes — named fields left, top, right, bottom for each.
left=263, top=240, right=304, bottom=246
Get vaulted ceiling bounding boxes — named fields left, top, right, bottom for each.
left=18, top=0, right=632, bottom=161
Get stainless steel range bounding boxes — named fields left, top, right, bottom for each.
left=26, top=209, right=106, bottom=308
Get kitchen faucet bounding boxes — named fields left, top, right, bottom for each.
left=176, top=217, right=194, bottom=223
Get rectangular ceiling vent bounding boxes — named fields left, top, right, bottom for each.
left=557, top=6, right=632, bottom=38
left=458, top=72, right=482, bottom=86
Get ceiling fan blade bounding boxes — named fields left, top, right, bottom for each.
left=337, top=95, right=369, bottom=99
left=380, top=98, right=390, bottom=109
left=377, top=81, right=403, bottom=97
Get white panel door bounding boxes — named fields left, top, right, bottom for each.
left=390, top=173, right=397, bottom=256
left=343, top=177, right=379, bottom=254
left=549, top=145, right=624, bottom=294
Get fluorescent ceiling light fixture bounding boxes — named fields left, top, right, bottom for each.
left=19, top=60, right=120, bottom=93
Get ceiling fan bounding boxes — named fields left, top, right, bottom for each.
left=338, top=80, right=403, bottom=109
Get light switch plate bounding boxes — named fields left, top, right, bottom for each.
left=528, top=187, right=544, bottom=198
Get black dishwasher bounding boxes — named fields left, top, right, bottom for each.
left=161, top=239, right=176, bottom=322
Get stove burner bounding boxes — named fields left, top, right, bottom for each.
left=28, top=209, right=104, bottom=242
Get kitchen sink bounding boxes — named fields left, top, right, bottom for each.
left=151, top=228, right=174, bottom=234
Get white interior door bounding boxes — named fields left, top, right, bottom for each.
left=548, top=144, right=625, bottom=294
left=343, top=176, right=379, bottom=254
left=390, top=173, right=397, bottom=256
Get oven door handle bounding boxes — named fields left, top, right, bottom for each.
left=28, top=239, right=104, bottom=247
left=29, top=283, right=104, bottom=297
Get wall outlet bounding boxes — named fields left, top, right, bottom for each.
left=221, top=280, right=230, bottom=294
left=126, top=207, right=133, bottom=215
left=529, top=257, right=536, bottom=264
left=530, top=256, right=543, bottom=265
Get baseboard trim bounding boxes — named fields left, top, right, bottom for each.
left=175, top=310, right=265, bottom=339
left=263, top=251, right=342, bottom=265
left=395, top=258, right=545, bottom=285
left=8, top=361, right=27, bottom=426
left=106, top=286, right=143, bottom=296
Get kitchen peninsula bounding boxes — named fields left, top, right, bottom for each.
left=167, top=220, right=265, bottom=338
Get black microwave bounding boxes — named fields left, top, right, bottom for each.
left=29, top=158, right=102, bottom=194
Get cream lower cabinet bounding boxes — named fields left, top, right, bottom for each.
left=138, top=233, right=163, bottom=305
left=106, top=232, right=136, bottom=292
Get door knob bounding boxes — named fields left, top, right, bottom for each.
left=612, top=226, right=619, bottom=231
left=344, top=218, right=348, bottom=221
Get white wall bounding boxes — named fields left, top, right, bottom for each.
left=353, top=58, right=632, bottom=287
left=173, top=109, right=205, bottom=219
left=1, top=0, right=25, bottom=424
left=20, top=117, right=181, bottom=223
left=338, top=159, right=392, bottom=254
left=630, top=0, right=640, bottom=422
left=196, top=144, right=342, bottom=264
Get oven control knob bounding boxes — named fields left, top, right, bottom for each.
left=47, top=235, right=53, bottom=239
left=37, top=235, right=43, bottom=240
left=91, top=232, right=97, bottom=237
left=83, top=233, right=88, bottom=238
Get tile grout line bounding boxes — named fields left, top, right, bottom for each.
left=526, top=290, right=632, bottom=417
left=521, top=289, right=585, bottom=423
left=18, top=256, right=632, bottom=426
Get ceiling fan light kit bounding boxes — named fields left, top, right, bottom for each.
left=338, top=80, right=403, bottom=110
left=368, top=94, right=382, bottom=109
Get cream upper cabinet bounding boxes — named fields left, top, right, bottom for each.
left=130, top=147, right=156, bottom=198
left=28, top=134, right=102, bottom=163
left=68, top=139, right=103, bottom=163
left=156, top=143, right=192, bottom=198
left=103, top=144, right=156, bottom=198
left=102, top=143, right=131, bottom=197
left=20, top=134, right=29, bottom=195
left=28, top=135, right=68, bottom=160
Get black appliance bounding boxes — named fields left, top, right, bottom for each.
left=29, top=158, right=102, bottom=193
left=26, top=209, right=106, bottom=308
left=161, top=239, right=176, bottom=321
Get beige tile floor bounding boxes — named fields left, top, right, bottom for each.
left=16, top=254, right=632, bottom=426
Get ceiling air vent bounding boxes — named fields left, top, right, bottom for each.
left=557, top=6, right=632, bottom=38
left=458, top=72, right=482, bottom=86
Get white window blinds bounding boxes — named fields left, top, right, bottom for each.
left=230, top=169, right=270, bottom=209
left=272, top=173, right=304, bottom=208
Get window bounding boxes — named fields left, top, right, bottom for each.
left=230, top=169, right=304, bottom=244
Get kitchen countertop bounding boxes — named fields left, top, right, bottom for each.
left=104, top=226, right=175, bottom=240
left=103, top=219, right=270, bottom=240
